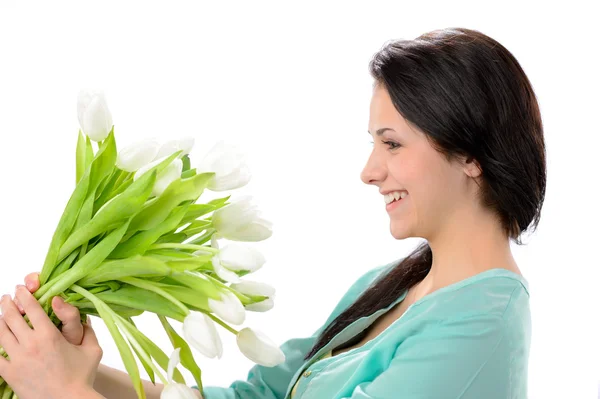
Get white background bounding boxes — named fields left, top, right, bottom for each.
left=1, top=1, right=599, bottom=398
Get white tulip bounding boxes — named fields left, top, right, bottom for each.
left=134, top=156, right=183, bottom=197
left=245, top=297, right=275, bottom=312
left=208, top=290, right=246, bottom=325
left=231, top=280, right=276, bottom=312
left=182, top=312, right=223, bottom=359
left=218, top=243, right=266, bottom=273
left=160, top=348, right=199, bottom=399
left=230, top=280, right=275, bottom=297
left=116, top=139, right=161, bottom=172
left=236, top=327, right=285, bottom=367
left=154, top=137, right=196, bottom=161
left=196, top=140, right=251, bottom=191
left=211, top=255, right=241, bottom=283
left=211, top=196, right=273, bottom=241
left=77, top=89, right=113, bottom=142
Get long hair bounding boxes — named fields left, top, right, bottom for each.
left=304, top=27, right=546, bottom=361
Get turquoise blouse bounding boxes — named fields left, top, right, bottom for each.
left=193, top=258, right=531, bottom=399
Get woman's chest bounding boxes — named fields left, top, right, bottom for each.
left=332, top=299, right=411, bottom=357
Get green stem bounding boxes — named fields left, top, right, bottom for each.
left=119, top=277, right=190, bottom=316
left=113, top=315, right=168, bottom=385
left=113, top=170, right=131, bottom=191
left=205, top=312, right=239, bottom=335
left=148, top=243, right=219, bottom=254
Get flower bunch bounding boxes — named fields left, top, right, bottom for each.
left=0, top=90, right=284, bottom=399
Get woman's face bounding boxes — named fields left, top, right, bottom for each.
left=361, top=84, right=478, bottom=241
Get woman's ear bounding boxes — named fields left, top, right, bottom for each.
left=463, top=156, right=482, bottom=178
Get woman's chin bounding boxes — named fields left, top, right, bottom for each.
left=390, top=221, right=411, bottom=240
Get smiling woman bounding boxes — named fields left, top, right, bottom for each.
left=196, top=26, right=546, bottom=399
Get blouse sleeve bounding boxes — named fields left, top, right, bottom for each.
left=195, top=262, right=394, bottom=399
left=342, top=312, right=512, bottom=399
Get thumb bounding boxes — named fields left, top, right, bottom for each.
left=52, top=296, right=84, bottom=345
left=80, top=320, right=102, bottom=354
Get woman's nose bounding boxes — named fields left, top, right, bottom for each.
left=360, top=155, right=386, bottom=186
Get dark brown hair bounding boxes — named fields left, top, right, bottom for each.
left=304, top=27, right=546, bottom=361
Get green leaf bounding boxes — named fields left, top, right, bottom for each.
left=162, top=271, right=222, bottom=301
left=120, top=318, right=186, bottom=384
left=72, top=286, right=146, bottom=399
left=36, top=218, right=133, bottom=304
left=56, top=168, right=156, bottom=262
left=158, top=315, right=204, bottom=391
left=77, top=255, right=172, bottom=285
left=128, top=172, right=215, bottom=233
left=48, top=249, right=79, bottom=282
left=39, top=167, right=90, bottom=285
left=94, top=167, right=121, bottom=206
left=180, top=204, right=218, bottom=225
left=76, top=130, right=87, bottom=185
left=88, top=129, right=117, bottom=194
left=93, top=286, right=187, bottom=322
left=109, top=204, right=190, bottom=258
left=180, top=219, right=212, bottom=237
left=40, top=129, right=118, bottom=284
left=85, top=135, right=94, bottom=172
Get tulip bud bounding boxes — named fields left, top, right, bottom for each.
left=116, top=139, right=161, bottom=172
left=245, top=297, right=275, bottom=312
left=211, top=196, right=273, bottom=242
left=218, top=243, right=266, bottom=273
left=155, top=137, right=195, bottom=161
left=134, top=156, right=183, bottom=197
left=77, top=89, right=113, bottom=142
left=196, top=140, right=251, bottom=191
left=230, top=280, right=275, bottom=297
left=161, top=348, right=202, bottom=399
left=182, top=312, right=223, bottom=359
left=208, top=290, right=246, bottom=325
left=236, top=327, right=285, bottom=367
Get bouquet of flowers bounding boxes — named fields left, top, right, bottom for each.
left=0, top=90, right=285, bottom=399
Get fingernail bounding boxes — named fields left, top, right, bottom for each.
left=26, top=281, right=35, bottom=291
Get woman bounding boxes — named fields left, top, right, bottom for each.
left=4, top=26, right=545, bottom=398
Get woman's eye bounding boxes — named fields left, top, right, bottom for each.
left=383, top=140, right=400, bottom=149
left=369, top=140, right=400, bottom=150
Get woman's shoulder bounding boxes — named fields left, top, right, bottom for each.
left=413, top=268, right=531, bottom=330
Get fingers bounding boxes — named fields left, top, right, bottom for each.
left=80, top=320, right=103, bottom=361
left=51, top=296, right=84, bottom=345
left=14, top=286, right=55, bottom=333
left=24, top=273, right=40, bottom=293
left=0, top=294, right=31, bottom=343
left=0, top=314, right=19, bottom=356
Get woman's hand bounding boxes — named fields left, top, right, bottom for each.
left=0, top=285, right=103, bottom=399
left=15, top=272, right=85, bottom=346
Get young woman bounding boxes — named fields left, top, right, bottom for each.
left=3, top=26, right=545, bottom=399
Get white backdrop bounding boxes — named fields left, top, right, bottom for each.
left=0, top=1, right=598, bottom=398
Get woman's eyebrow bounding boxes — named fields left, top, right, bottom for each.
left=368, top=128, right=396, bottom=136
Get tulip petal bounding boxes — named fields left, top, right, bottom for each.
left=208, top=290, right=246, bottom=325
left=167, top=347, right=181, bottom=384
left=218, top=243, right=266, bottom=272
left=211, top=256, right=241, bottom=283
left=236, top=327, right=285, bottom=367
left=117, top=139, right=161, bottom=172
left=182, top=312, right=223, bottom=359
left=230, top=280, right=275, bottom=297
left=222, top=217, right=273, bottom=242
left=161, top=383, right=199, bottom=399
left=81, top=92, right=113, bottom=142
left=245, top=297, right=275, bottom=312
